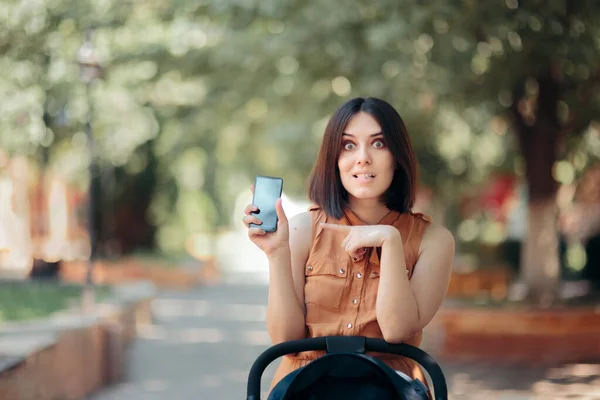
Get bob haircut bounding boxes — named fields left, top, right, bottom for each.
left=308, top=97, right=418, bottom=219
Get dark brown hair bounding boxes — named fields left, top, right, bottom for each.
left=308, top=97, right=418, bottom=219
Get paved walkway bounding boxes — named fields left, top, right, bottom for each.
left=90, top=279, right=600, bottom=400
left=90, top=281, right=276, bottom=399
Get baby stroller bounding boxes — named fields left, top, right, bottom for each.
left=246, top=336, right=448, bottom=400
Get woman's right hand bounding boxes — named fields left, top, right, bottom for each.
left=243, top=197, right=290, bottom=257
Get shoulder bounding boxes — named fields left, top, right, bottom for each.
left=290, top=203, right=325, bottom=242
left=419, top=223, right=455, bottom=255
left=289, top=211, right=313, bottom=233
left=288, top=211, right=313, bottom=253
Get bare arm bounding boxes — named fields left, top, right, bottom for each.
left=265, top=211, right=312, bottom=344
left=376, top=224, right=455, bottom=343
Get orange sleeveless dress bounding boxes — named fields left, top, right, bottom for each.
left=270, top=205, right=432, bottom=394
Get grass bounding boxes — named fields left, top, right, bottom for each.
left=0, top=281, right=111, bottom=323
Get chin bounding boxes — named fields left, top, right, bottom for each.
left=341, top=175, right=392, bottom=201
left=346, top=188, right=386, bottom=201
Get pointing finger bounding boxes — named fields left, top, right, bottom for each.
left=341, top=234, right=351, bottom=250
left=346, top=243, right=360, bottom=254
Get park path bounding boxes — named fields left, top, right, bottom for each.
left=91, top=274, right=600, bottom=400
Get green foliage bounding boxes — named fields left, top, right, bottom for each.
left=418, top=1, right=600, bottom=163
left=2, top=0, right=599, bottom=254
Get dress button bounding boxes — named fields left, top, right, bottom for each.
left=352, top=299, right=358, bottom=304
left=371, top=272, right=378, bottom=277
left=356, top=273, right=362, bottom=279
left=406, top=269, right=410, bottom=274
left=347, top=323, right=353, bottom=329
left=339, top=269, right=345, bottom=274
left=307, top=265, right=313, bottom=271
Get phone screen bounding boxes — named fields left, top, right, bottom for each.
left=250, top=176, right=283, bottom=232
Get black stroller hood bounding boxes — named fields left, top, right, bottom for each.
left=247, top=336, right=448, bottom=400
left=268, top=352, right=429, bottom=400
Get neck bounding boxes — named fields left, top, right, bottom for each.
left=347, top=198, right=391, bottom=225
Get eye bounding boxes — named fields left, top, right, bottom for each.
left=373, top=139, right=386, bottom=149
left=343, top=141, right=356, bottom=151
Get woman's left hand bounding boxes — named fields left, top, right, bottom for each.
left=320, top=223, right=400, bottom=256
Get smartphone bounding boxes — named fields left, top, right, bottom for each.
left=250, top=175, right=283, bottom=232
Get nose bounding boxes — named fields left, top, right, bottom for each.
left=356, top=146, right=371, bottom=165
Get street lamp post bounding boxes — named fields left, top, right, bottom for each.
left=77, top=29, right=103, bottom=311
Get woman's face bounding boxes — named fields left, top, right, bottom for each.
left=337, top=112, right=395, bottom=204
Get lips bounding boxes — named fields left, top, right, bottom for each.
left=353, top=173, right=375, bottom=179
left=352, top=173, right=376, bottom=184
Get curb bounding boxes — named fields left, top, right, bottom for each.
left=0, top=280, right=155, bottom=400
left=427, top=301, right=600, bottom=365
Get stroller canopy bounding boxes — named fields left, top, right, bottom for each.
left=268, top=352, right=429, bottom=400
left=247, top=336, right=447, bottom=400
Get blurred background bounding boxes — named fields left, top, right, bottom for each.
left=1, top=0, right=600, bottom=399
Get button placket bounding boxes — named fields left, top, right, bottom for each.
left=347, top=256, right=367, bottom=329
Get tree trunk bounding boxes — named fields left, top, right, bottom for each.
left=110, top=140, right=158, bottom=254
left=511, top=75, right=563, bottom=305
left=521, top=198, right=560, bottom=304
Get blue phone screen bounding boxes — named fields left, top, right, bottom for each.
left=251, top=176, right=283, bottom=232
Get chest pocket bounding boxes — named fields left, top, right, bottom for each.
left=304, top=258, right=348, bottom=309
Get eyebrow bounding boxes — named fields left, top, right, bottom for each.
left=342, top=132, right=383, bottom=137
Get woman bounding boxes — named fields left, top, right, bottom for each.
left=243, top=97, right=455, bottom=395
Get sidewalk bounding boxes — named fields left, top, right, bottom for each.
left=90, top=282, right=276, bottom=400
left=89, top=280, right=600, bottom=400
left=439, top=361, right=600, bottom=399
